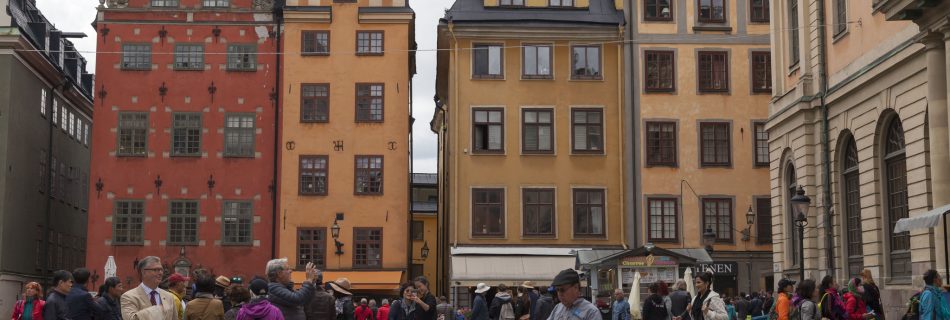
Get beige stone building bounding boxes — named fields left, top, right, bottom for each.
left=767, top=0, right=949, bottom=316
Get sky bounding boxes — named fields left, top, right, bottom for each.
left=33, top=0, right=456, bottom=173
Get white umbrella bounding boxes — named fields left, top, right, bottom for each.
left=629, top=271, right=642, bottom=320
left=105, top=256, right=117, bottom=278
left=684, top=267, right=695, bottom=298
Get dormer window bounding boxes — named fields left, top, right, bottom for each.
left=151, top=0, right=179, bottom=7
left=500, top=0, right=525, bottom=6
left=549, top=0, right=574, bottom=6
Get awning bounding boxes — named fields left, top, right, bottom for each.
left=451, top=255, right=576, bottom=287
left=894, top=204, right=950, bottom=233
left=291, top=270, right=403, bottom=291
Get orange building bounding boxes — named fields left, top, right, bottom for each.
left=278, top=0, right=414, bottom=296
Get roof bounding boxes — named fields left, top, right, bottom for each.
left=442, top=0, right=624, bottom=25
left=576, top=246, right=711, bottom=267
left=412, top=173, right=438, bottom=185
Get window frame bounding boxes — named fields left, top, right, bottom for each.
left=472, top=43, right=505, bottom=80
left=221, top=200, right=253, bottom=246
left=173, top=44, right=205, bottom=71
left=226, top=44, right=257, bottom=72
left=789, top=0, right=800, bottom=66
left=297, top=227, right=327, bottom=270
left=750, top=0, right=769, bottom=22
left=356, top=31, right=384, bottom=56
left=647, top=197, right=678, bottom=242
left=167, top=200, right=199, bottom=245
left=833, top=0, right=848, bottom=36
left=353, top=227, right=383, bottom=269
left=841, top=136, right=863, bottom=277
left=644, top=0, right=674, bottom=21
left=113, top=200, right=145, bottom=245
left=521, top=108, right=555, bottom=154
left=301, top=31, right=330, bottom=56
left=699, top=121, right=732, bottom=167
left=121, top=44, right=152, bottom=71
left=202, top=0, right=230, bottom=7
left=645, top=121, right=677, bottom=167
left=571, top=108, right=605, bottom=154
left=171, top=112, right=202, bottom=157
left=644, top=50, right=676, bottom=92
left=299, top=155, right=329, bottom=196
left=354, top=155, right=384, bottom=195
left=472, top=188, right=506, bottom=238
left=117, top=112, right=148, bottom=157
left=549, top=0, right=574, bottom=6
left=522, top=188, right=556, bottom=237
left=150, top=0, right=179, bottom=7
left=355, top=83, right=385, bottom=123
left=499, top=0, right=525, bottom=6
left=472, top=108, right=505, bottom=154
left=697, top=51, right=730, bottom=93
left=223, top=113, right=256, bottom=158
left=40, top=88, right=47, bottom=116
left=754, top=197, right=772, bottom=245
left=522, top=43, right=554, bottom=80
left=697, top=0, right=726, bottom=23
left=701, top=197, right=734, bottom=243
left=753, top=121, right=769, bottom=167
left=751, top=51, right=772, bottom=93
left=573, top=188, right=606, bottom=238
left=786, top=163, right=801, bottom=266
left=301, top=83, right=330, bottom=123
left=883, top=118, right=910, bottom=280
left=570, top=45, right=603, bottom=80
left=412, top=221, right=425, bottom=241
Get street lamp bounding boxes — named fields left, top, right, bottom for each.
left=703, top=227, right=717, bottom=253
left=421, top=241, right=430, bottom=260
left=331, top=218, right=344, bottom=255
left=790, top=185, right=810, bottom=281
left=742, top=205, right=756, bottom=241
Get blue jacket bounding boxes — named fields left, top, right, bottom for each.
left=66, top=285, right=102, bottom=320
left=612, top=300, right=631, bottom=320
left=471, top=295, right=489, bottom=320
left=920, top=286, right=950, bottom=320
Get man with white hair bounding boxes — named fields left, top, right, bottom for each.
left=120, top=256, right=178, bottom=320
left=611, top=289, right=630, bottom=320
left=265, top=258, right=319, bottom=320
left=669, top=280, right=691, bottom=320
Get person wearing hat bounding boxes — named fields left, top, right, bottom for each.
left=265, top=258, right=319, bottom=320
left=328, top=278, right=355, bottom=320
left=471, top=283, right=491, bottom=320
left=522, top=281, right=540, bottom=320
left=237, top=279, right=283, bottom=320
left=304, top=272, right=335, bottom=320
left=186, top=274, right=225, bottom=320
left=774, top=279, right=796, bottom=320
left=167, top=274, right=191, bottom=320
left=547, top=269, right=600, bottom=320
left=215, top=276, right=233, bottom=312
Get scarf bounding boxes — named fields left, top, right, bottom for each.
left=401, top=299, right=417, bottom=317
left=924, top=286, right=950, bottom=320
left=337, top=296, right=353, bottom=317
left=847, top=281, right=863, bottom=300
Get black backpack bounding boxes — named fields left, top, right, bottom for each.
left=901, top=291, right=922, bottom=320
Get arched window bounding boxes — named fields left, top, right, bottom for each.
left=884, top=118, right=910, bottom=278
left=841, top=136, right=862, bottom=277
left=786, top=163, right=800, bottom=266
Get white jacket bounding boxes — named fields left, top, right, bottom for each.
left=689, top=291, right=728, bottom=320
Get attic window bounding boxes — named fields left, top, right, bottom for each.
left=500, top=0, right=525, bottom=6
left=550, top=0, right=574, bottom=6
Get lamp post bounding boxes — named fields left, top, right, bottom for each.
left=421, top=241, right=430, bottom=260
left=703, top=227, right=717, bottom=253
left=743, top=205, right=756, bottom=241
left=331, top=218, right=344, bottom=255
left=790, top=185, right=811, bottom=282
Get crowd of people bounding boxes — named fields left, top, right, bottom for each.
left=10, top=261, right=950, bottom=320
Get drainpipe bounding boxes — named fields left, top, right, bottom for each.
left=816, top=0, right=835, bottom=277
left=271, top=1, right=283, bottom=260
left=617, top=24, right=627, bottom=250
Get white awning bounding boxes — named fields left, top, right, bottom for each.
left=451, top=254, right=577, bottom=287
left=894, top=204, right=950, bottom=233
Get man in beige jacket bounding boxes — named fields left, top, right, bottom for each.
left=121, top=256, right=178, bottom=320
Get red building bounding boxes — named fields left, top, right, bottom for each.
left=88, top=0, right=278, bottom=282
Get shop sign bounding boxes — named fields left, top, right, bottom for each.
left=698, top=262, right=739, bottom=276
left=621, top=255, right=678, bottom=267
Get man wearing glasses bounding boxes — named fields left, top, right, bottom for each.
left=121, top=256, right=178, bottom=320
left=547, top=269, right=601, bottom=320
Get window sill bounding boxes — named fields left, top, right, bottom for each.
left=787, top=63, right=800, bottom=76
left=572, top=235, right=608, bottom=240
left=648, top=239, right=679, bottom=244
left=521, top=151, right=555, bottom=155
left=645, top=163, right=678, bottom=168
left=117, top=154, right=148, bottom=158
left=752, top=89, right=772, bottom=94
left=472, top=75, right=505, bottom=80
left=832, top=29, right=849, bottom=44
left=471, top=235, right=506, bottom=239
left=522, top=235, right=557, bottom=239
left=471, top=151, right=505, bottom=155
left=302, top=53, right=330, bottom=56
left=570, top=76, right=604, bottom=81
left=221, top=243, right=253, bottom=247
left=356, top=53, right=384, bottom=56
left=644, top=88, right=676, bottom=93
left=521, top=75, right=554, bottom=80
left=301, top=119, right=330, bottom=123
left=643, top=17, right=674, bottom=23
left=571, top=151, right=605, bottom=156
left=749, top=20, right=770, bottom=24
left=171, top=154, right=202, bottom=158
left=223, top=155, right=256, bottom=158
left=355, top=120, right=385, bottom=123
left=693, top=24, right=732, bottom=32
left=697, top=90, right=731, bottom=95
left=299, top=193, right=328, bottom=196
left=112, top=243, right=145, bottom=246
left=227, top=68, right=258, bottom=72
left=173, top=67, right=205, bottom=71
left=700, top=163, right=733, bottom=168
left=121, top=67, right=152, bottom=71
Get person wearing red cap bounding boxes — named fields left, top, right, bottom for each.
left=167, top=274, right=191, bottom=320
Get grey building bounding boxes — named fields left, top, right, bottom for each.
left=0, top=0, right=95, bottom=314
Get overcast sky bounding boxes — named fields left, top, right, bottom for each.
left=34, top=0, right=454, bottom=173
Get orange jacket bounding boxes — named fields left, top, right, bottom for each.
left=776, top=293, right=791, bottom=320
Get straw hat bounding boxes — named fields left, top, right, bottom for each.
left=521, top=281, right=536, bottom=289
left=329, top=278, right=353, bottom=296
left=475, top=283, right=491, bottom=294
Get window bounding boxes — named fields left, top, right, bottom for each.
left=644, top=0, right=673, bottom=21
left=755, top=198, right=772, bottom=244
left=883, top=118, right=910, bottom=279
left=473, top=109, right=504, bottom=153
left=121, top=44, right=152, bottom=70
left=834, top=0, right=847, bottom=35
left=68, top=112, right=75, bottom=137
left=500, top=0, right=524, bottom=5
left=52, top=99, right=58, bottom=125
left=222, top=201, right=252, bottom=245
left=573, top=189, right=605, bottom=237
left=549, top=0, right=573, bottom=6
left=750, top=0, right=769, bottom=22
left=299, top=156, right=328, bottom=195
left=302, top=31, right=329, bottom=55
left=356, top=84, right=384, bottom=122
left=473, top=44, right=504, bottom=79
left=168, top=201, right=199, bottom=245
left=751, top=51, right=772, bottom=93
left=355, top=156, right=383, bottom=195
left=571, top=109, right=604, bottom=153
left=644, top=50, right=675, bottom=91
left=113, top=200, right=144, bottom=245
left=297, top=228, right=326, bottom=269
left=841, top=137, right=863, bottom=277
left=571, top=45, right=602, bottom=80
left=227, top=45, right=257, bottom=71
left=117, top=112, right=148, bottom=156
left=753, top=122, right=769, bottom=166
left=648, top=198, right=677, bottom=242
left=203, top=0, right=229, bottom=7
left=412, top=221, right=425, bottom=240
left=174, top=44, right=204, bottom=70
left=698, top=51, right=729, bottom=92
left=50, top=157, right=57, bottom=197
left=172, top=113, right=202, bottom=156
left=39, top=149, right=48, bottom=192
left=645, top=121, right=676, bottom=166
left=224, top=114, right=255, bottom=157
left=60, top=108, right=67, bottom=131
left=522, top=109, right=553, bottom=153
left=83, top=124, right=89, bottom=146
left=353, top=228, right=382, bottom=268
left=356, top=31, right=384, bottom=55
left=522, top=44, right=552, bottom=79
left=523, top=188, right=555, bottom=237
left=700, top=122, right=731, bottom=166
left=473, top=188, right=505, bottom=237
left=151, top=0, right=178, bottom=6
left=698, top=0, right=725, bottom=23
left=301, top=84, right=329, bottom=122
left=789, top=0, right=800, bottom=65
left=786, top=164, right=800, bottom=265
left=702, top=198, right=733, bottom=242
left=40, top=89, right=47, bottom=116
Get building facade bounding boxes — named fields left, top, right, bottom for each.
left=0, top=0, right=95, bottom=315
left=410, top=173, right=441, bottom=293
left=279, top=0, right=414, bottom=296
left=626, top=0, right=774, bottom=297
left=433, top=0, right=626, bottom=305
left=767, top=0, right=950, bottom=317
left=87, top=0, right=278, bottom=282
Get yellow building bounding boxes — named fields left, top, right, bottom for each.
left=410, top=173, right=441, bottom=293
left=628, top=0, right=773, bottom=297
left=433, top=0, right=626, bottom=305
left=279, top=0, right=414, bottom=296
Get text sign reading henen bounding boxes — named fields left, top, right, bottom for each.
left=621, top=255, right=678, bottom=267
left=698, top=262, right=739, bottom=276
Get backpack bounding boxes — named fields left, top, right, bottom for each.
left=649, top=296, right=668, bottom=320
left=817, top=293, right=830, bottom=319
left=766, top=298, right=778, bottom=320
left=790, top=299, right=815, bottom=320
left=500, top=301, right=516, bottom=320
left=901, top=291, right=923, bottom=320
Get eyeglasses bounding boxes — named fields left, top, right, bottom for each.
left=144, top=268, right=164, bottom=273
